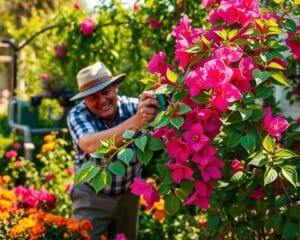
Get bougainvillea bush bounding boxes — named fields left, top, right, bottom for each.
left=75, top=0, right=300, bottom=239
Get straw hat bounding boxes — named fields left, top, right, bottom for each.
left=70, top=62, right=126, bottom=101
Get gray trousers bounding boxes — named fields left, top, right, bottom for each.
left=71, top=183, right=140, bottom=240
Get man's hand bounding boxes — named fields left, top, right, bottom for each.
left=136, top=92, right=160, bottom=124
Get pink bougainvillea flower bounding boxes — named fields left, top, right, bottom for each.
left=191, top=144, right=216, bottom=165
left=40, top=73, right=49, bottom=80
left=13, top=142, right=21, bottom=149
left=231, top=159, right=244, bottom=175
left=133, top=2, right=141, bottom=11
left=147, top=52, right=173, bottom=83
left=5, top=150, right=18, bottom=158
left=212, top=45, right=243, bottom=64
left=174, top=38, right=198, bottom=70
left=250, top=187, right=265, bottom=199
left=46, top=173, right=55, bottom=181
left=198, top=109, right=222, bottom=139
left=167, top=162, right=194, bottom=184
left=230, top=68, right=252, bottom=94
left=210, top=83, right=242, bottom=112
left=67, top=166, right=75, bottom=176
left=262, top=107, right=289, bottom=140
left=166, top=138, right=190, bottom=163
left=148, top=17, right=161, bottom=29
left=73, top=3, right=80, bottom=9
left=54, top=44, right=67, bottom=57
left=80, top=17, right=96, bottom=36
left=238, top=56, right=257, bottom=82
left=185, top=67, right=206, bottom=96
left=183, top=124, right=209, bottom=152
left=198, top=156, right=224, bottom=182
left=202, top=59, right=233, bottom=89
left=285, top=26, right=300, bottom=60
left=65, top=183, right=73, bottom=192
left=130, top=178, right=160, bottom=210
left=183, top=181, right=214, bottom=209
left=114, top=233, right=127, bottom=240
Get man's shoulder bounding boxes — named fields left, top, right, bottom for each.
left=67, top=101, right=89, bottom=119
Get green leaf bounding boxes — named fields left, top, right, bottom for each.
left=179, top=180, right=194, bottom=195
left=226, top=133, right=241, bottom=148
left=260, top=52, right=273, bottom=62
left=157, top=163, right=171, bottom=176
left=281, top=165, right=298, bottom=188
left=166, top=69, right=178, bottom=83
left=135, top=135, right=148, bottom=152
left=264, top=167, right=278, bottom=185
left=248, top=152, right=268, bottom=167
left=155, top=84, right=174, bottom=94
left=275, top=148, right=299, bottom=159
left=117, top=148, right=134, bottom=166
left=267, top=61, right=284, bottom=70
left=177, top=104, right=192, bottom=115
left=231, top=171, right=245, bottom=182
left=244, top=28, right=260, bottom=36
left=165, top=194, right=180, bottom=215
left=108, top=162, right=125, bottom=177
left=84, top=167, right=101, bottom=182
left=239, top=108, right=252, bottom=121
left=191, top=91, right=210, bottom=103
left=158, top=183, right=171, bottom=195
left=253, top=69, right=270, bottom=85
left=270, top=71, right=291, bottom=87
left=282, top=19, right=297, bottom=33
left=282, top=222, right=298, bottom=239
left=154, top=112, right=169, bottom=128
left=185, top=45, right=201, bottom=54
left=74, top=161, right=97, bottom=185
left=175, top=188, right=188, bottom=201
left=256, top=86, right=272, bottom=99
left=91, top=170, right=112, bottom=193
left=170, top=117, right=184, bottom=129
left=240, top=133, right=257, bottom=153
left=137, top=148, right=153, bottom=166
left=123, top=130, right=135, bottom=139
left=173, top=89, right=187, bottom=102
left=242, top=92, right=255, bottom=104
left=207, top=215, right=220, bottom=228
left=263, top=135, right=275, bottom=153
left=90, top=151, right=104, bottom=159
left=147, top=138, right=165, bottom=151
left=250, top=108, right=265, bottom=121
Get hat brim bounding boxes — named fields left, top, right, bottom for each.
left=70, top=73, right=126, bottom=101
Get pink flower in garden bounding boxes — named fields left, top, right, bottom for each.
left=197, top=156, right=224, bottom=182
left=183, top=180, right=214, bottom=209
left=148, top=17, right=161, bottom=29
left=133, top=2, right=140, bottom=11
left=38, top=189, right=56, bottom=209
left=231, top=159, right=244, bottom=175
left=54, top=44, right=67, bottom=57
left=147, top=52, right=173, bottom=83
left=167, top=162, right=194, bottom=184
left=262, top=107, right=289, bottom=140
left=183, top=124, right=209, bottom=152
left=202, top=59, right=233, bottom=89
left=46, top=173, right=55, bottom=181
left=185, top=67, right=206, bottom=96
left=238, top=57, right=257, bottom=82
left=191, top=144, right=216, bottom=165
left=166, top=138, right=190, bottom=163
left=13, top=142, right=21, bottom=149
left=250, top=187, right=265, bottom=199
left=231, top=68, right=252, bottom=93
left=15, top=160, right=24, bottom=168
left=197, top=109, right=222, bottom=139
left=65, top=183, right=73, bottom=192
left=285, top=26, right=300, bottom=60
left=40, top=73, right=49, bottom=80
left=114, top=233, right=127, bottom=240
left=80, top=17, right=96, bottom=36
left=212, top=45, right=243, bottom=64
left=210, top=83, right=242, bottom=112
left=67, top=166, right=75, bottom=176
left=5, top=150, right=18, bottom=158
left=73, top=3, right=80, bottom=9
left=130, top=178, right=160, bottom=210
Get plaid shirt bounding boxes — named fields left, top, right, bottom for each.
left=67, top=95, right=141, bottom=195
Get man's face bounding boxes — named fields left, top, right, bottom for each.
left=84, top=84, right=118, bottom=124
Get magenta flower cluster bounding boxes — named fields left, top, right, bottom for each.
left=14, top=185, right=56, bottom=210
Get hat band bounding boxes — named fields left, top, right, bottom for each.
left=79, top=75, right=112, bottom=92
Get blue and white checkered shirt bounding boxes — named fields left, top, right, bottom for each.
left=67, top=95, right=141, bottom=195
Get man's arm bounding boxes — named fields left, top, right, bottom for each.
left=78, top=92, right=160, bottom=154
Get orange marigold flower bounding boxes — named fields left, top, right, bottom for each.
left=30, top=222, right=45, bottom=236
left=81, top=219, right=93, bottom=230
left=2, top=175, right=11, bottom=183
left=43, top=134, right=55, bottom=142
left=41, top=142, right=56, bottom=152
left=100, top=234, right=108, bottom=240
left=153, top=210, right=165, bottom=222
left=79, top=229, right=91, bottom=239
left=67, top=222, right=81, bottom=232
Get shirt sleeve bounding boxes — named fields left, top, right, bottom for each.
left=67, top=106, right=97, bottom=145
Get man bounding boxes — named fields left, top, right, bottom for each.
left=67, top=62, right=160, bottom=240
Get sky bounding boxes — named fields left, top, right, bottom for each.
left=85, top=0, right=136, bottom=10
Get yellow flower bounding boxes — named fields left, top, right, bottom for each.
left=61, top=128, right=68, bottom=133
left=70, top=150, right=76, bottom=156
left=294, top=0, right=300, bottom=4
left=2, top=175, right=11, bottom=183
left=41, top=142, right=56, bottom=152
left=273, top=0, right=283, bottom=4
left=36, top=153, right=42, bottom=159
left=152, top=197, right=165, bottom=211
